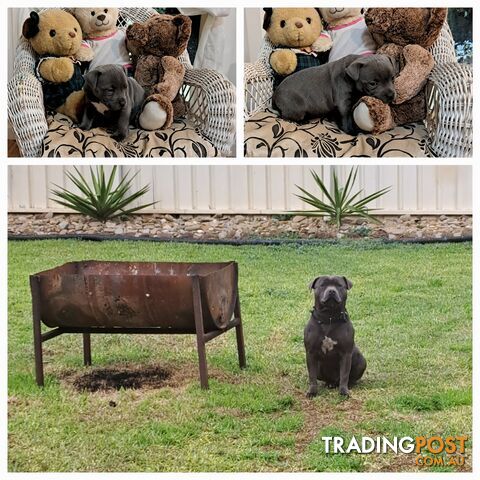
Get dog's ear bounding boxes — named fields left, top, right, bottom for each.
left=309, top=276, right=322, bottom=290
left=263, top=8, right=273, bottom=31
left=22, top=11, right=40, bottom=39
left=385, top=54, right=398, bottom=75
left=85, top=69, right=101, bottom=92
left=345, top=58, right=366, bottom=82
left=343, top=277, right=353, bottom=290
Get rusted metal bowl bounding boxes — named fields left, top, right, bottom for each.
left=32, top=261, right=238, bottom=333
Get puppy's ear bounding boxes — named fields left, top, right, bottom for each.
left=309, top=276, right=320, bottom=290
left=387, top=55, right=399, bottom=76
left=343, top=277, right=353, bottom=290
left=85, top=70, right=101, bottom=92
left=263, top=8, right=273, bottom=31
left=345, top=58, right=365, bottom=82
left=22, top=11, right=40, bottom=39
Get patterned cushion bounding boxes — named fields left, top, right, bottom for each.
left=244, top=109, right=430, bottom=158
left=42, top=113, right=218, bottom=158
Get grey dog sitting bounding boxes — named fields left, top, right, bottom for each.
left=273, top=54, right=396, bottom=135
left=304, top=276, right=366, bottom=398
left=80, top=64, right=146, bottom=141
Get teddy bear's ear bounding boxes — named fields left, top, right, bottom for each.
left=262, top=8, right=273, bottom=31
left=22, top=11, right=40, bottom=39
left=173, top=15, right=192, bottom=46
left=126, top=23, right=148, bottom=47
left=423, top=8, right=448, bottom=47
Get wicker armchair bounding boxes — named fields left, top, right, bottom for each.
left=8, top=8, right=236, bottom=157
left=245, top=22, right=472, bottom=158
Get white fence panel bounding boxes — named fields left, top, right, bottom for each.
left=8, top=165, right=472, bottom=215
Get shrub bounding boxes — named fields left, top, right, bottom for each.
left=50, top=166, right=156, bottom=221
left=292, top=168, right=391, bottom=228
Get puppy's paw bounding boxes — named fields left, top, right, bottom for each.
left=306, top=386, right=318, bottom=398
left=339, top=386, right=350, bottom=397
left=79, top=120, right=92, bottom=131
left=112, top=130, right=128, bottom=142
left=139, top=101, right=168, bottom=130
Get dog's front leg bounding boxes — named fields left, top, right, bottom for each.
left=337, top=99, right=360, bottom=136
left=339, top=350, right=353, bottom=396
left=112, top=108, right=131, bottom=141
left=79, top=106, right=94, bottom=131
left=306, top=350, right=320, bottom=398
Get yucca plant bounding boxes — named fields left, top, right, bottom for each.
left=292, top=168, right=391, bottom=229
left=51, top=166, right=156, bottom=221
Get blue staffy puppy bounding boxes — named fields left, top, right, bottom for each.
left=273, top=54, right=396, bottom=135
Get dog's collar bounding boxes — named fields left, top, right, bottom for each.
left=311, top=307, right=348, bottom=325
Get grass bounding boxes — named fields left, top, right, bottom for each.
left=8, top=239, right=472, bottom=472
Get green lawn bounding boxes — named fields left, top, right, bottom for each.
left=8, top=240, right=472, bottom=472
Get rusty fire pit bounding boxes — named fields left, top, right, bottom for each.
left=30, top=261, right=246, bottom=389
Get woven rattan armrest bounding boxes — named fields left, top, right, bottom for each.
left=244, top=61, right=274, bottom=119
left=425, top=62, right=472, bottom=157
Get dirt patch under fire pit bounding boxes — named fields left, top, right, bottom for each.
left=70, top=365, right=172, bottom=392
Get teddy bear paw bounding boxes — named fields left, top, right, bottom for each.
left=353, top=102, right=375, bottom=132
left=139, top=101, right=168, bottom=130
left=353, top=97, right=395, bottom=134
left=270, top=49, right=298, bottom=76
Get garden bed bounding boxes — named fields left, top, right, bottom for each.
left=8, top=213, right=472, bottom=241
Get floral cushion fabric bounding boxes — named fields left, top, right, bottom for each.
left=42, top=114, right=218, bottom=158
left=244, top=109, right=430, bottom=158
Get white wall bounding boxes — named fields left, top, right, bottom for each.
left=8, top=166, right=472, bottom=215
left=244, top=8, right=264, bottom=63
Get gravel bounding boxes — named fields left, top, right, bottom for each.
left=7, top=213, right=472, bottom=241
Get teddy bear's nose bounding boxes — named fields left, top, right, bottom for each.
left=295, top=21, right=303, bottom=28
left=97, top=14, right=106, bottom=21
left=69, top=31, right=76, bottom=38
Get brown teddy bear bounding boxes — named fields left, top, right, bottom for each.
left=126, top=13, right=192, bottom=131
left=352, top=8, right=447, bottom=134
left=263, top=8, right=332, bottom=87
left=73, top=8, right=132, bottom=73
left=22, top=9, right=94, bottom=122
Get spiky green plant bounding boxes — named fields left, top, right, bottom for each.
left=292, top=168, right=391, bottom=229
left=50, top=166, right=156, bottom=221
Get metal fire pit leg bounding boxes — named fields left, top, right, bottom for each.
left=192, top=276, right=209, bottom=389
left=30, top=276, right=44, bottom=387
left=83, top=333, right=92, bottom=366
left=234, top=293, right=247, bottom=369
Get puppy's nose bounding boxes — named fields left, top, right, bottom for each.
left=69, top=31, right=76, bottom=38
left=97, top=14, right=106, bottom=21
left=295, top=21, right=303, bottom=28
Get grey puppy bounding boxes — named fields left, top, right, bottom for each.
left=80, top=64, right=146, bottom=141
left=273, top=54, right=396, bottom=135
left=304, top=276, right=366, bottom=398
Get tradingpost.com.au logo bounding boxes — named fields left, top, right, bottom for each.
left=322, top=435, right=468, bottom=467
